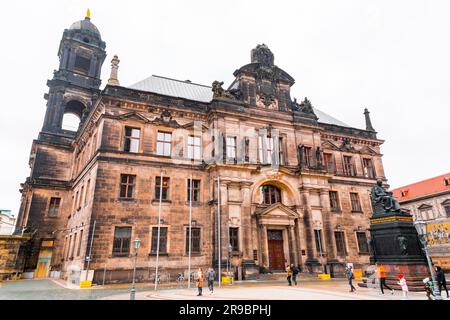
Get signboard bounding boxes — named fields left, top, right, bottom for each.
left=426, top=221, right=450, bottom=246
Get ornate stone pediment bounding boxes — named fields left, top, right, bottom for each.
left=321, top=139, right=340, bottom=151
left=359, top=145, right=380, bottom=156
left=117, top=111, right=150, bottom=123
left=255, top=203, right=300, bottom=219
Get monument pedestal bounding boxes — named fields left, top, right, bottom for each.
left=368, top=211, right=428, bottom=291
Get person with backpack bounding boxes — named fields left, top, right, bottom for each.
left=291, top=264, right=300, bottom=286
left=206, top=268, right=216, bottom=294
left=345, top=265, right=356, bottom=292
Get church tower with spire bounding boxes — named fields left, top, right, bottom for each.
left=41, top=9, right=106, bottom=140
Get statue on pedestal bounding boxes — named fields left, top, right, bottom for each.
left=370, top=179, right=402, bottom=215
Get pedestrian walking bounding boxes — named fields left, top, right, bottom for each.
left=397, top=274, right=408, bottom=300
left=435, top=266, right=449, bottom=298
left=291, top=264, right=300, bottom=286
left=376, top=263, right=394, bottom=295
left=286, top=264, right=292, bottom=286
left=206, top=267, right=216, bottom=294
left=345, top=265, right=356, bottom=292
left=423, top=277, right=434, bottom=300
left=196, top=268, right=204, bottom=296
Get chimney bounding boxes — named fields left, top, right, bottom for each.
left=364, top=108, right=375, bottom=132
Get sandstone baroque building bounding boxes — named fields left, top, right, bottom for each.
left=16, top=13, right=387, bottom=283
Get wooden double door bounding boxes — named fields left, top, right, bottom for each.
left=267, top=230, right=285, bottom=271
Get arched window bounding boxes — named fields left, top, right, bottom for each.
left=62, top=113, right=81, bottom=131
left=62, top=100, right=86, bottom=132
left=260, top=185, right=281, bottom=205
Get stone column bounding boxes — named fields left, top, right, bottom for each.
left=301, top=189, right=318, bottom=264
left=240, top=183, right=252, bottom=261
left=289, top=224, right=299, bottom=266
left=320, top=190, right=336, bottom=261
left=259, top=224, right=269, bottom=268
left=219, top=182, right=229, bottom=265
left=295, top=218, right=304, bottom=270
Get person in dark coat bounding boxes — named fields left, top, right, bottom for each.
left=291, top=264, right=300, bottom=286
left=435, top=266, right=449, bottom=298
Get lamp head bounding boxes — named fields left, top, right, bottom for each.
left=133, top=237, right=141, bottom=250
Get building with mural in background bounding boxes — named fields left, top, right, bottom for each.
left=392, top=173, right=450, bottom=271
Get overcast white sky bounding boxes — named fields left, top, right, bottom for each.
left=0, top=0, right=449, bottom=215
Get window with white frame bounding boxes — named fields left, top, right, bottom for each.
left=187, top=136, right=201, bottom=160
left=157, top=131, right=172, bottom=157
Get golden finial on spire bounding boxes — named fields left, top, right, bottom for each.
left=86, top=8, right=91, bottom=19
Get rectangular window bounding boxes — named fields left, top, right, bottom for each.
left=112, top=227, right=132, bottom=257
left=356, top=232, right=369, bottom=254
left=187, top=179, right=201, bottom=202
left=334, top=231, right=347, bottom=256
left=444, top=204, right=450, bottom=217
left=124, top=127, right=141, bottom=153
left=302, top=146, right=312, bottom=167
left=71, top=233, right=77, bottom=259
left=314, top=229, right=324, bottom=256
left=74, top=55, right=91, bottom=74
left=226, top=136, right=237, bottom=161
left=229, top=227, right=239, bottom=252
left=278, top=137, right=284, bottom=165
left=78, top=186, right=84, bottom=210
left=48, top=197, right=61, bottom=217
left=77, top=229, right=83, bottom=257
left=157, top=131, right=172, bottom=157
left=188, top=136, right=201, bottom=160
left=151, top=227, right=168, bottom=254
left=66, top=235, right=72, bottom=260
left=323, top=153, right=334, bottom=173
left=75, top=191, right=79, bottom=211
left=155, top=177, right=170, bottom=200
left=258, top=135, right=264, bottom=163
left=329, top=191, right=340, bottom=212
left=362, top=158, right=376, bottom=179
left=343, top=156, right=356, bottom=176
left=120, top=174, right=136, bottom=198
left=266, top=136, right=274, bottom=164
left=185, top=227, right=201, bottom=254
left=350, top=192, right=362, bottom=212
left=84, top=180, right=90, bottom=207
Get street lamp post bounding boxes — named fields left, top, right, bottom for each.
left=228, top=244, right=233, bottom=286
left=130, top=237, right=141, bottom=300
left=414, top=220, right=442, bottom=300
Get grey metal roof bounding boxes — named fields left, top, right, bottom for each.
left=129, top=75, right=350, bottom=127
left=130, top=75, right=213, bottom=103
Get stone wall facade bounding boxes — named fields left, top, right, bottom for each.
left=14, top=16, right=388, bottom=284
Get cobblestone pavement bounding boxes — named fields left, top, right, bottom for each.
left=1, top=279, right=447, bottom=300
left=0, top=279, right=130, bottom=300
left=102, top=281, right=433, bottom=300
